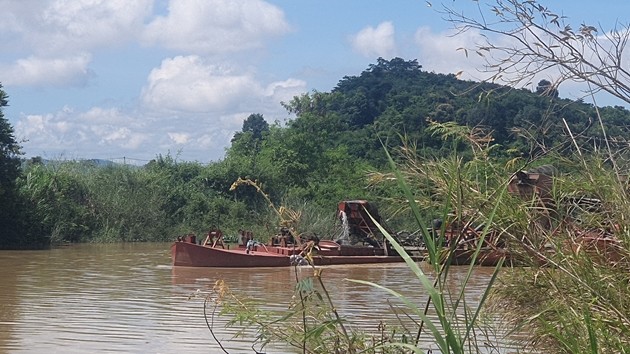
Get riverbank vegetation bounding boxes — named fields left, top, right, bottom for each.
left=3, top=55, right=629, bottom=248
left=2, top=0, right=630, bottom=351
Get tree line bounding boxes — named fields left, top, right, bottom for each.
left=2, top=57, right=630, bottom=248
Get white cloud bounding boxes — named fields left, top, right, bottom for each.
left=0, top=0, right=152, bottom=88
left=81, top=107, right=129, bottom=124
left=413, top=26, right=486, bottom=81
left=0, top=54, right=92, bottom=87
left=168, top=132, right=190, bottom=144
left=350, top=22, right=396, bottom=58
left=140, top=55, right=263, bottom=113
left=0, top=0, right=153, bottom=54
left=14, top=106, right=150, bottom=159
left=14, top=66, right=307, bottom=162
left=141, top=55, right=307, bottom=115
left=9, top=50, right=307, bottom=162
left=142, top=0, right=290, bottom=53
left=15, top=109, right=82, bottom=154
left=99, top=127, right=136, bottom=147
left=265, top=78, right=307, bottom=102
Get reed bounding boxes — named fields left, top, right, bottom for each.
left=488, top=156, right=630, bottom=353
left=377, top=123, right=630, bottom=353
left=17, top=158, right=254, bottom=244
left=346, top=130, right=507, bottom=353
left=202, top=118, right=630, bottom=353
left=206, top=127, right=513, bottom=353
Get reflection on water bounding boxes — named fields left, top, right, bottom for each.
left=0, top=243, right=522, bottom=353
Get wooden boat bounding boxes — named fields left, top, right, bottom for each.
left=172, top=235, right=421, bottom=268
left=439, top=247, right=516, bottom=266
left=569, top=229, right=625, bottom=264
left=433, top=220, right=518, bottom=266
left=172, top=200, right=427, bottom=268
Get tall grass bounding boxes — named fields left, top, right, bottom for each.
left=205, top=119, right=630, bottom=353
left=17, top=159, right=251, bottom=243
left=488, top=155, right=630, bottom=353
left=380, top=123, right=630, bottom=352
left=203, top=126, right=516, bottom=353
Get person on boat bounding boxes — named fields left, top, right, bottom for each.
left=282, top=227, right=294, bottom=244
left=237, top=230, right=253, bottom=254
left=280, top=227, right=294, bottom=247
left=246, top=238, right=256, bottom=254
left=176, top=233, right=196, bottom=243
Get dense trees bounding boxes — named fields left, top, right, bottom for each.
left=0, top=85, right=20, bottom=186
left=276, top=58, right=630, bottom=163
left=0, top=84, right=29, bottom=248
left=5, top=57, right=630, bottom=247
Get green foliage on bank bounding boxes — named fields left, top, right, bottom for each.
left=15, top=156, right=251, bottom=244
left=206, top=123, right=630, bottom=353
left=0, top=84, right=37, bottom=249
left=2, top=58, right=630, bottom=247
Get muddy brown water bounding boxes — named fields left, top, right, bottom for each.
left=0, top=243, right=526, bottom=353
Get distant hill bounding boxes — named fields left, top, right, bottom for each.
left=280, top=57, right=630, bottom=163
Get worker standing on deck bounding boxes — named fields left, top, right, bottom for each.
left=245, top=231, right=255, bottom=254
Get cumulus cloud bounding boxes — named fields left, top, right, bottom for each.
left=80, top=108, right=149, bottom=150
left=168, top=132, right=190, bottom=144
left=262, top=78, right=308, bottom=113
left=1, top=0, right=306, bottom=161
left=0, top=54, right=92, bottom=87
left=80, top=106, right=129, bottom=124
left=13, top=59, right=307, bottom=162
left=0, top=0, right=152, bottom=88
left=415, top=25, right=548, bottom=88
left=413, top=26, right=573, bottom=93
left=350, top=22, right=397, bottom=58
left=265, top=78, right=306, bottom=101
left=141, top=55, right=306, bottom=115
left=137, top=55, right=306, bottom=159
left=142, top=0, right=290, bottom=53
left=14, top=106, right=150, bottom=159
left=413, top=26, right=486, bottom=80
left=0, top=0, right=152, bottom=54
left=140, top=55, right=263, bottom=113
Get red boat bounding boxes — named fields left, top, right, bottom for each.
left=171, top=238, right=417, bottom=267
left=440, top=248, right=516, bottom=266
left=171, top=200, right=424, bottom=268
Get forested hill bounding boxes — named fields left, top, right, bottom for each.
left=274, top=57, right=630, bottom=164
left=220, top=57, right=630, bottom=206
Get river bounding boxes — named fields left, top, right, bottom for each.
left=0, top=243, right=525, bottom=353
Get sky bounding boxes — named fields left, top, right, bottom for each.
left=1, top=0, right=629, bottom=164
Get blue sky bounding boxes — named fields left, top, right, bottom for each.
left=1, top=0, right=628, bottom=163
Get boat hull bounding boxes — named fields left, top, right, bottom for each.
left=171, top=241, right=418, bottom=268
left=172, top=242, right=290, bottom=267
left=441, top=248, right=515, bottom=266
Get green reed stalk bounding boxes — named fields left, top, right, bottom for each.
left=345, top=134, right=505, bottom=353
